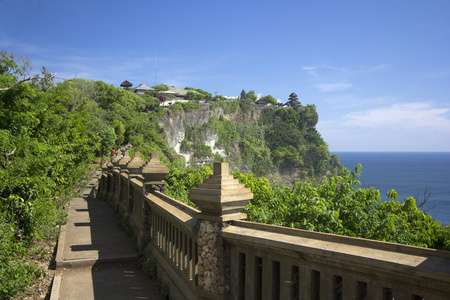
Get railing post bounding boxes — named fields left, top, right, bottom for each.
left=140, top=152, right=169, bottom=251
left=117, top=150, right=131, bottom=214
left=189, top=162, right=253, bottom=298
left=106, top=159, right=114, bottom=201
left=111, top=151, right=123, bottom=209
left=125, top=152, right=145, bottom=217
left=98, top=161, right=109, bottom=200
left=141, top=152, right=169, bottom=194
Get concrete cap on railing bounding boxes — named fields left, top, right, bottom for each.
left=126, top=152, right=145, bottom=174
left=111, top=152, right=123, bottom=167
left=101, top=161, right=110, bottom=172
left=188, top=162, right=253, bottom=222
left=118, top=151, right=132, bottom=170
left=141, top=152, right=169, bottom=181
left=106, top=160, right=114, bottom=171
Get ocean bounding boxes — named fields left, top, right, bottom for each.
left=332, top=152, right=450, bottom=226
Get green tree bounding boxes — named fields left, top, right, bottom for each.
left=264, top=121, right=303, bottom=150
left=99, top=126, right=117, bottom=155
left=113, top=120, right=125, bottom=145
left=259, top=94, right=278, bottom=105
left=165, top=165, right=213, bottom=206
left=247, top=90, right=258, bottom=102
left=300, top=104, right=319, bottom=128
left=234, top=165, right=449, bottom=251
left=260, top=106, right=275, bottom=125
left=0, top=52, right=105, bottom=298
left=152, top=84, right=170, bottom=91
left=141, top=91, right=160, bottom=111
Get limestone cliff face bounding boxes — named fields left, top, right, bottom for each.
left=158, top=106, right=224, bottom=164
left=158, top=105, right=262, bottom=166
left=158, top=107, right=221, bottom=147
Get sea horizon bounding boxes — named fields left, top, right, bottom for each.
left=331, top=151, right=450, bottom=226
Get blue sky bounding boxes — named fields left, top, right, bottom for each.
left=1, top=0, right=450, bottom=151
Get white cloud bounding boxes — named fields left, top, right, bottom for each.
left=315, top=82, right=353, bottom=92
left=317, top=102, right=450, bottom=151
left=366, top=64, right=389, bottom=72
left=302, top=66, right=316, bottom=75
left=343, top=102, right=450, bottom=130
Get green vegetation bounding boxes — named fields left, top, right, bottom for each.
left=164, top=165, right=213, bottom=207
left=157, top=88, right=449, bottom=251
left=152, top=83, right=170, bottom=91
left=259, top=94, right=278, bottom=105
left=169, top=101, right=200, bottom=111
left=181, top=98, right=339, bottom=179
left=2, top=51, right=448, bottom=299
left=161, top=161, right=449, bottom=251
left=233, top=166, right=450, bottom=250
left=210, top=98, right=240, bottom=114
left=184, top=87, right=212, bottom=100
left=0, top=52, right=172, bottom=298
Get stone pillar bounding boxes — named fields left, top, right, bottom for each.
left=189, top=163, right=253, bottom=298
left=141, top=152, right=169, bottom=195
left=117, top=151, right=132, bottom=213
left=138, top=152, right=169, bottom=252
left=118, top=150, right=132, bottom=170
left=125, top=152, right=146, bottom=217
left=106, top=160, right=115, bottom=202
left=98, top=161, right=109, bottom=200
left=111, top=152, right=123, bottom=208
left=126, top=152, right=145, bottom=176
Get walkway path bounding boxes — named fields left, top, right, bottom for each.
left=50, top=171, right=162, bottom=300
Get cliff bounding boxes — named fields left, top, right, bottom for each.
left=158, top=101, right=340, bottom=184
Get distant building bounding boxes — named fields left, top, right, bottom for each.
left=134, top=83, right=155, bottom=96
left=239, top=89, right=248, bottom=99
left=166, top=86, right=199, bottom=99
left=285, top=92, right=301, bottom=107
left=255, top=98, right=270, bottom=108
left=120, top=80, right=133, bottom=90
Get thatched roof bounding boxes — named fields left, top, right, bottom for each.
left=120, top=80, right=133, bottom=87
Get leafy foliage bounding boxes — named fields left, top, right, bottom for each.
left=184, top=87, right=212, bottom=100
left=163, top=160, right=449, bottom=250
left=210, top=99, right=240, bottom=114
left=170, top=101, right=200, bottom=111
left=192, top=143, right=213, bottom=158
left=100, top=126, right=117, bottom=156
left=233, top=166, right=450, bottom=250
left=0, top=52, right=173, bottom=297
left=152, top=84, right=170, bottom=91
left=181, top=99, right=337, bottom=178
left=165, top=165, right=213, bottom=207
left=0, top=53, right=100, bottom=298
left=259, top=94, right=278, bottom=105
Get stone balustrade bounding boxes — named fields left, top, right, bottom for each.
left=97, top=155, right=450, bottom=300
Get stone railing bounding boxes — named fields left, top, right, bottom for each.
left=98, top=153, right=450, bottom=300
left=223, top=221, right=450, bottom=300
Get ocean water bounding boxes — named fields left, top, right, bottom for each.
left=332, top=152, right=450, bottom=226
